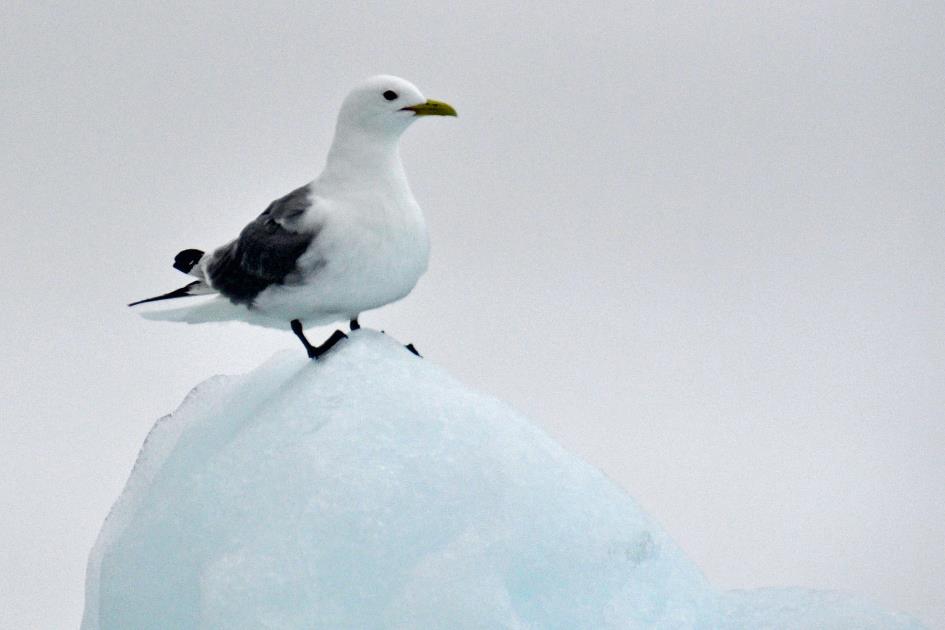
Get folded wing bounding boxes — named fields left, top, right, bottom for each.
left=206, top=184, right=318, bottom=306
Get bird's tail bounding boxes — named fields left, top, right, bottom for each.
left=128, top=280, right=215, bottom=307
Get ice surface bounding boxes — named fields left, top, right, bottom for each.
left=719, top=589, right=924, bottom=629
left=82, top=331, right=923, bottom=629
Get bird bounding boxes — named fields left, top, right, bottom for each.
left=129, top=75, right=456, bottom=359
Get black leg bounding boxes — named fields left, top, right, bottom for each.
left=405, top=343, right=422, bottom=357
left=291, top=320, right=347, bottom=359
left=349, top=317, right=360, bottom=331
left=291, top=319, right=316, bottom=356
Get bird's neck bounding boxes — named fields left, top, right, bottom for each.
left=321, top=125, right=407, bottom=187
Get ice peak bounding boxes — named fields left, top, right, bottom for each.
left=82, top=331, right=924, bottom=629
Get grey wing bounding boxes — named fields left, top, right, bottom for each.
left=206, top=184, right=319, bottom=306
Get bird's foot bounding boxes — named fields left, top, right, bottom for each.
left=307, top=329, right=348, bottom=360
left=337, top=323, right=418, bottom=357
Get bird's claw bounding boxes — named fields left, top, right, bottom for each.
left=307, top=329, right=348, bottom=360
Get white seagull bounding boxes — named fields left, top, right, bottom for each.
left=130, top=75, right=456, bottom=358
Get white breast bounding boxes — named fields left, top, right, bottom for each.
left=253, top=185, right=430, bottom=324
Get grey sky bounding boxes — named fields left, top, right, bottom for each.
left=2, top=1, right=943, bottom=627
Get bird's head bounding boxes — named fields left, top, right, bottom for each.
left=335, top=75, right=457, bottom=138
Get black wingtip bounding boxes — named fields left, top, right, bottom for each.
left=173, top=249, right=205, bottom=274
left=128, top=281, right=202, bottom=307
left=128, top=298, right=154, bottom=307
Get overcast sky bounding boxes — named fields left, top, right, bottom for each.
left=2, top=2, right=943, bottom=628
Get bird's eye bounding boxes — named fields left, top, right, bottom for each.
left=383, top=90, right=398, bottom=101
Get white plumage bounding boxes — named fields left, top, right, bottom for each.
left=134, top=76, right=456, bottom=339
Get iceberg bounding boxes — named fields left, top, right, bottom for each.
left=82, top=331, right=922, bottom=629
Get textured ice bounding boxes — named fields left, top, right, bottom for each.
left=82, top=331, right=922, bottom=629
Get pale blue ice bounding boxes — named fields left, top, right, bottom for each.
left=82, top=331, right=923, bottom=629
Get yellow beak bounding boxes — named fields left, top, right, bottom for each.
left=401, top=99, right=458, bottom=117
